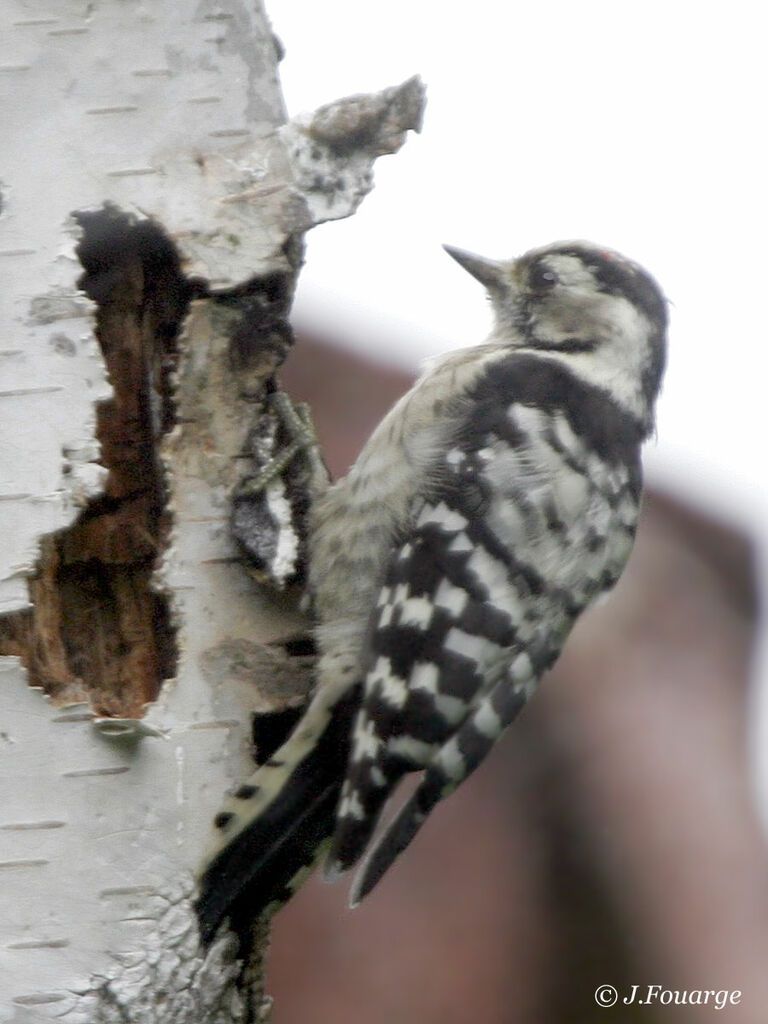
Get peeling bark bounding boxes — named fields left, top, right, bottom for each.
left=0, top=1, right=424, bottom=1018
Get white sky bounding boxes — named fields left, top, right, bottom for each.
left=269, top=1, right=768, bottom=809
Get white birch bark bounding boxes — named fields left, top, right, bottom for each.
left=0, top=2, right=424, bottom=1020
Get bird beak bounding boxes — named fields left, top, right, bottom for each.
left=443, top=245, right=506, bottom=290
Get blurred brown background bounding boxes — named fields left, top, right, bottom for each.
left=265, top=333, right=767, bottom=1024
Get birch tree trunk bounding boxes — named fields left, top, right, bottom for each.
left=0, top=3, right=424, bottom=1020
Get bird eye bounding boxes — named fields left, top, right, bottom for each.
left=529, top=263, right=558, bottom=290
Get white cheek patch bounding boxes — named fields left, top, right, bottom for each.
left=525, top=255, right=654, bottom=423
left=546, top=254, right=595, bottom=288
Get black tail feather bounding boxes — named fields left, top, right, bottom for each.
left=195, top=686, right=360, bottom=945
left=349, top=769, right=438, bottom=906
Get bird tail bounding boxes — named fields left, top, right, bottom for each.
left=194, top=683, right=360, bottom=945
left=323, top=749, right=409, bottom=881
left=349, top=769, right=442, bottom=907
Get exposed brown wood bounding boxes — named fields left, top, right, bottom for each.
left=0, top=210, right=187, bottom=716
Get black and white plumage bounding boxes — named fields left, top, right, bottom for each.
left=195, top=240, right=667, bottom=943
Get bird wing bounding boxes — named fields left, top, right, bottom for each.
left=326, top=382, right=560, bottom=883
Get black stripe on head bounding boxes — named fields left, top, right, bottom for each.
left=553, top=244, right=667, bottom=328
left=550, top=244, right=667, bottom=404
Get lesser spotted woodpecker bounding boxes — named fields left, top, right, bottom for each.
left=196, top=240, right=667, bottom=943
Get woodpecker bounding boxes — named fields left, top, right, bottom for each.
left=195, top=240, right=667, bottom=944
